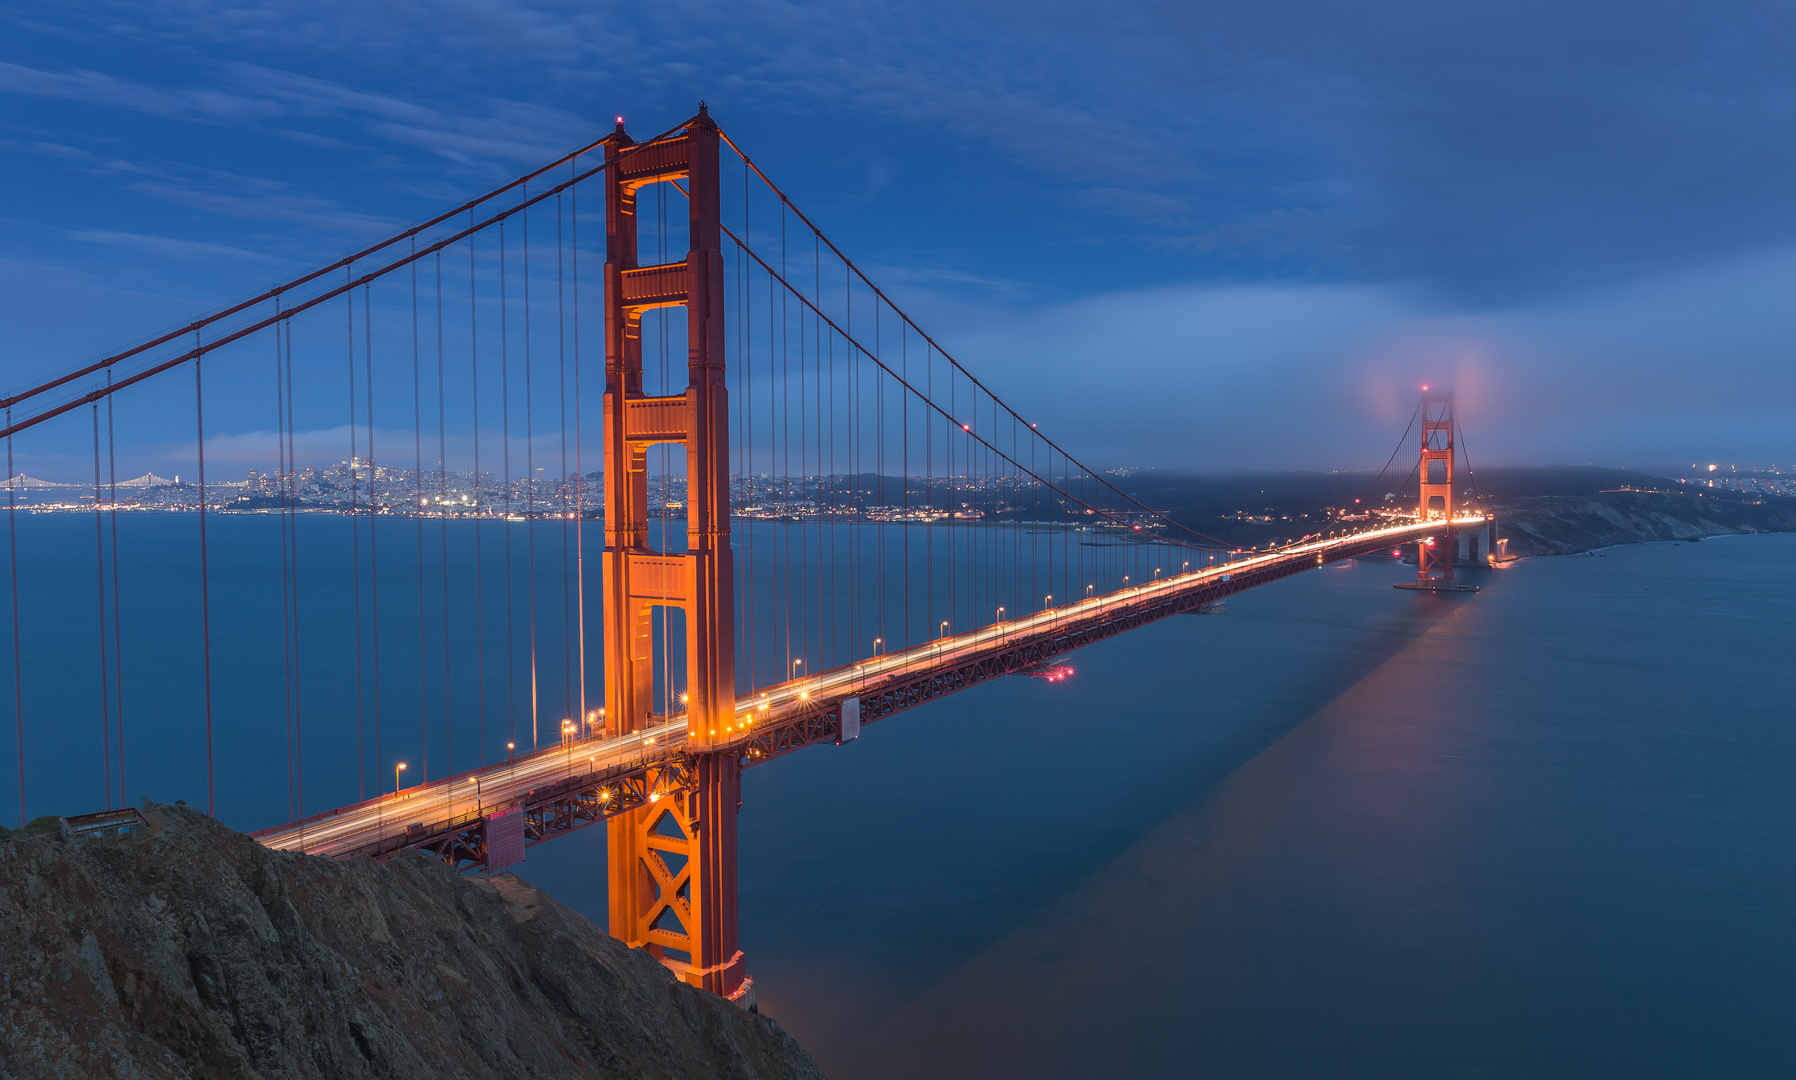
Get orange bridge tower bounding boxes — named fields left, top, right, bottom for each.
left=601, top=107, right=746, bottom=1003
left=1414, top=389, right=1456, bottom=587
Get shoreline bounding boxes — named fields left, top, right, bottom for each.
left=1492, top=490, right=1796, bottom=557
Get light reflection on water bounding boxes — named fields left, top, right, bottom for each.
left=529, top=534, right=1796, bottom=1078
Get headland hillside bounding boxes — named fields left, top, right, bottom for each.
left=0, top=804, right=826, bottom=1080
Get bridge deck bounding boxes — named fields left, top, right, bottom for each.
left=252, top=517, right=1482, bottom=866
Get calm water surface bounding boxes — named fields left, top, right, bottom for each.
left=527, top=533, right=1796, bottom=1079
left=6, top=518, right=1793, bottom=1077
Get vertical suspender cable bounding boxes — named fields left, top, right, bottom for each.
left=739, top=186, right=752, bottom=693
left=875, top=301, right=883, bottom=658
left=500, top=222, right=517, bottom=749
left=347, top=279, right=365, bottom=801
left=842, top=260, right=852, bottom=665
left=571, top=175, right=585, bottom=733
left=524, top=194, right=540, bottom=746
left=195, top=341, right=215, bottom=816
left=413, top=246, right=429, bottom=782
left=739, top=230, right=750, bottom=680
left=901, top=321, right=909, bottom=649
left=92, top=403, right=111, bottom=808
left=843, top=262, right=853, bottom=666
left=275, top=308, right=295, bottom=818
left=799, top=244, right=810, bottom=669
left=6, top=409, right=20, bottom=826
left=286, top=320, right=303, bottom=820
left=827, top=304, right=836, bottom=668
left=778, top=199, right=787, bottom=682
left=470, top=220, right=487, bottom=764
left=365, top=286, right=384, bottom=791
left=557, top=194, right=572, bottom=730
left=572, top=172, right=586, bottom=731
left=923, top=337, right=931, bottom=642
left=768, top=230, right=778, bottom=685
left=436, top=253, right=453, bottom=776
left=106, top=376, right=123, bottom=807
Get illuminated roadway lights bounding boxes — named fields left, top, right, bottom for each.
left=394, top=761, right=407, bottom=795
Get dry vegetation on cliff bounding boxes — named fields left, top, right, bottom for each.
left=0, top=804, right=826, bottom=1080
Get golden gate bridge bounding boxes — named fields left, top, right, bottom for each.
left=0, top=106, right=1488, bottom=1008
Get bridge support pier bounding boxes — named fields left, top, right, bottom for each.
left=601, top=108, right=749, bottom=1004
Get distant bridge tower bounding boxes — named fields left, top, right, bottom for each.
left=601, top=107, right=746, bottom=1003
left=1414, top=389, right=1456, bottom=586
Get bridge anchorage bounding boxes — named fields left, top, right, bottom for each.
left=0, top=100, right=1504, bottom=1014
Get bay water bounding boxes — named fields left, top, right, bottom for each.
left=4, top=513, right=1792, bottom=1077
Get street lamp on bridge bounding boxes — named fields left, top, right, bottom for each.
left=394, top=761, right=406, bottom=794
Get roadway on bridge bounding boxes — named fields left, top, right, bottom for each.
left=256, top=516, right=1481, bottom=859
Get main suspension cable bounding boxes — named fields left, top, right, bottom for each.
left=0, top=119, right=695, bottom=444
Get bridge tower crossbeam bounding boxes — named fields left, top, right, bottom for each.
left=600, top=106, right=746, bottom=1004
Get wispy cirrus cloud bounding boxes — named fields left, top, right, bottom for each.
left=67, top=228, right=293, bottom=265
left=0, top=59, right=282, bottom=123
left=0, top=55, right=589, bottom=171
left=9, top=139, right=401, bottom=236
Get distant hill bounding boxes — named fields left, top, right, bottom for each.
left=1113, top=466, right=1796, bottom=554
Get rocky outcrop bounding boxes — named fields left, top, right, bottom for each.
left=1496, top=490, right=1796, bottom=555
left=0, top=804, right=826, bottom=1080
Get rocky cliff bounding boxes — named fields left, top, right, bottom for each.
left=0, top=804, right=827, bottom=1080
left=1495, top=490, right=1796, bottom=555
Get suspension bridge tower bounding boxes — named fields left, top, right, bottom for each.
left=1412, top=389, right=1457, bottom=587
left=601, top=106, right=747, bottom=1003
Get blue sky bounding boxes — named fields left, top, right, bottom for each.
left=2, top=0, right=1792, bottom=471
